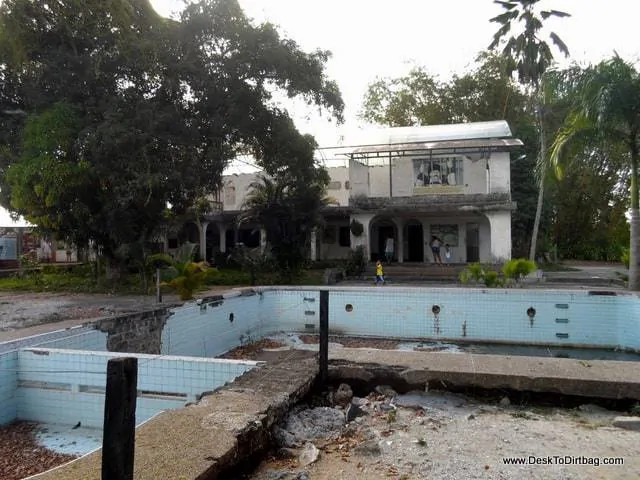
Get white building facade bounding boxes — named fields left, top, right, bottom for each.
left=174, top=120, right=522, bottom=264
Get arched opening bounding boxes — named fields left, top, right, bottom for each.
left=404, top=220, right=424, bottom=262
left=369, top=217, right=396, bottom=262
left=205, top=227, right=220, bottom=263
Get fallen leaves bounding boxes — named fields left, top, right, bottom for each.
left=0, top=422, right=77, bottom=480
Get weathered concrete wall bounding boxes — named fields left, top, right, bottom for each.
left=94, top=309, right=172, bottom=355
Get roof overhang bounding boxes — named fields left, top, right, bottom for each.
left=346, top=138, right=523, bottom=158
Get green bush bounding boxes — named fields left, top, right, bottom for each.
left=502, top=258, right=537, bottom=282
left=459, top=263, right=485, bottom=284
left=483, top=270, right=503, bottom=287
left=621, top=247, right=630, bottom=269
left=459, top=263, right=504, bottom=287
left=344, top=246, right=366, bottom=277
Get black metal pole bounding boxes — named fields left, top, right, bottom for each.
left=102, top=357, right=138, bottom=480
left=319, top=290, right=329, bottom=383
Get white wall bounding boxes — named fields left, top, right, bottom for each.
left=349, top=159, right=369, bottom=197
left=222, top=173, right=257, bottom=211
left=489, top=152, right=511, bottom=194
left=325, top=167, right=350, bottom=206
left=486, top=211, right=512, bottom=261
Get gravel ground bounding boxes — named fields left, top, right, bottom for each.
left=0, top=422, right=77, bottom=480
left=249, top=387, right=640, bottom=480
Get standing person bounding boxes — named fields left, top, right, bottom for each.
left=384, top=236, right=394, bottom=263
left=444, top=244, right=452, bottom=265
left=430, top=236, right=443, bottom=265
left=375, top=260, right=385, bottom=286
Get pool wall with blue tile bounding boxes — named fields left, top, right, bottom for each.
left=0, top=347, right=257, bottom=426
left=1, top=286, right=640, bottom=429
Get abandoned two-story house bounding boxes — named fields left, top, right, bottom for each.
left=170, top=120, right=522, bottom=264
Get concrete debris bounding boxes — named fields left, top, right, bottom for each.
left=274, top=407, right=345, bottom=448
left=578, top=403, right=609, bottom=413
left=333, top=383, right=354, bottom=407
left=298, top=443, right=320, bottom=467
left=374, top=385, right=398, bottom=398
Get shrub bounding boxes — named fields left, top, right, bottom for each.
left=459, top=263, right=485, bottom=284
left=344, top=246, right=366, bottom=277
left=161, top=243, right=210, bottom=300
left=621, top=247, right=630, bottom=269
left=502, top=258, right=537, bottom=282
left=483, top=270, right=503, bottom=288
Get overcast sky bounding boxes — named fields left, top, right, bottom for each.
left=2, top=0, right=639, bottom=225
left=152, top=0, right=640, bottom=146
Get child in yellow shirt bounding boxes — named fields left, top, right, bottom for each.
left=375, top=260, right=385, bottom=286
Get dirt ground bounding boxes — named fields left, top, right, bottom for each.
left=0, top=287, right=236, bottom=342
left=248, top=389, right=640, bottom=480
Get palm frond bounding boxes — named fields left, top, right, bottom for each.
left=541, top=9, right=571, bottom=19
left=549, top=32, right=570, bottom=57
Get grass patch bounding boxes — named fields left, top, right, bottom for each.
left=0, top=271, right=145, bottom=294
left=538, top=264, right=580, bottom=272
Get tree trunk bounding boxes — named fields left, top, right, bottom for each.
left=628, top=144, right=639, bottom=290
left=529, top=92, right=546, bottom=262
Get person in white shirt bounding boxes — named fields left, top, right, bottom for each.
left=385, top=236, right=394, bottom=263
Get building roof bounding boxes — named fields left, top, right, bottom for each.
left=350, top=137, right=523, bottom=156
left=339, top=120, right=514, bottom=147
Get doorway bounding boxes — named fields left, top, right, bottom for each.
left=466, top=223, right=479, bottom=262
left=377, top=225, right=394, bottom=262
left=406, top=222, right=424, bottom=262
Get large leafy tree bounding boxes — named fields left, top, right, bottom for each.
left=551, top=56, right=640, bottom=289
left=361, top=53, right=543, bottom=256
left=488, top=0, right=570, bottom=260
left=0, top=0, right=343, bottom=273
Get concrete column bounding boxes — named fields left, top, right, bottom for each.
left=393, top=218, right=404, bottom=263
left=350, top=213, right=376, bottom=262
left=260, top=228, right=267, bottom=254
left=310, top=228, right=318, bottom=261
left=485, top=211, right=511, bottom=262
left=162, top=231, right=169, bottom=254
left=198, top=222, right=208, bottom=261
left=218, top=224, right=227, bottom=253
left=421, top=219, right=430, bottom=263
left=396, top=221, right=404, bottom=263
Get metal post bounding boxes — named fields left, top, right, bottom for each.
left=319, top=290, right=329, bottom=383
left=102, top=357, right=138, bottom=480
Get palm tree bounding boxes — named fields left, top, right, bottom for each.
left=240, top=172, right=334, bottom=281
left=550, top=56, right=640, bottom=289
left=489, top=0, right=570, bottom=261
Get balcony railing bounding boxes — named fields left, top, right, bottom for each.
left=349, top=192, right=514, bottom=212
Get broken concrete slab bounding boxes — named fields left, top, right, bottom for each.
left=613, top=416, right=640, bottom=431
left=328, top=349, right=640, bottom=400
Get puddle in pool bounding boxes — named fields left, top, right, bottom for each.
left=263, top=333, right=640, bottom=362
left=36, top=423, right=102, bottom=456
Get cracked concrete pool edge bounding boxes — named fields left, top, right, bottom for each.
left=28, top=356, right=319, bottom=480
left=328, top=349, right=640, bottom=400
left=26, top=349, right=640, bottom=480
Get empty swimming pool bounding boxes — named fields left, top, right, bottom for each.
left=1, top=285, right=639, bottom=457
